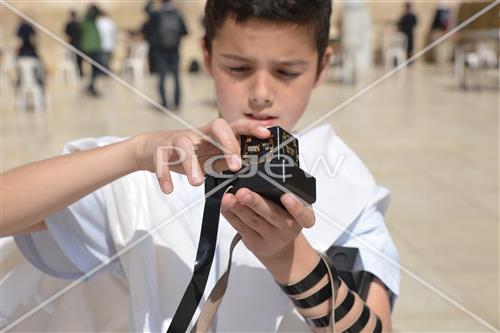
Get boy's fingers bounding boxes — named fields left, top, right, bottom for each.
left=156, top=147, right=173, bottom=194
left=174, top=136, right=204, bottom=186
left=235, top=188, right=290, bottom=229
left=221, top=194, right=262, bottom=240
left=230, top=119, right=271, bottom=139
left=221, top=208, right=262, bottom=250
left=280, top=194, right=315, bottom=228
left=208, top=119, right=242, bottom=171
left=221, top=207, right=248, bottom=236
left=222, top=193, right=275, bottom=237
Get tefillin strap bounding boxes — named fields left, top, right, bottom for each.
left=167, top=176, right=235, bottom=333
left=167, top=127, right=316, bottom=332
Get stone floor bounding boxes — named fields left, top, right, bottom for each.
left=1, top=61, right=499, bottom=331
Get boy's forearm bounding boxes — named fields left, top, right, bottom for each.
left=260, top=233, right=320, bottom=285
left=260, top=234, right=392, bottom=332
left=1, top=137, right=140, bottom=237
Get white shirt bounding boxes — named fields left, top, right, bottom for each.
left=96, top=16, right=116, bottom=52
left=8, top=124, right=400, bottom=332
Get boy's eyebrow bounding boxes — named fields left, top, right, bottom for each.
left=220, top=54, right=310, bottom=66
left=277, top=59, right=310, bottom=67
left=220, top=54, right=252, bottom=62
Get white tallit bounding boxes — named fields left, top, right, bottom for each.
left=3, top=124, right=398, bottom=332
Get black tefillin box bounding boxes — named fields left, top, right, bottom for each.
left=326, top=246, right=374, bottom=301
left=225, top=126, right=372, bottom=300
left=228, top=126, right=316, bottom=206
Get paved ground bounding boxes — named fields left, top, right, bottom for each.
left=1, top=62, right=498, bottom=331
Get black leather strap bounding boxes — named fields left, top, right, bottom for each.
left=167, top=176, right=229, bottom=333
left=305, top=313, right=331, bottom=328
left=374, top=317, right=383, bottom=333
left=334, top=289, right=355, bottom=321
left=346, top=304, right=371, bottom=333
left=279, top=258, right=328, bottom=295
left=291, top=282, right=332, bottom=309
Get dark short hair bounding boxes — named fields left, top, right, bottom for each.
left=204, top=0, right=332, bottom=65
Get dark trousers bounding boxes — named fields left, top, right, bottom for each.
left=154, top=51, right=181, bottom=108
left=76, top=54, right=84, bottom=77
left=101, top=51, right=112, bottom=70
left=87, top=52, right=104, bottom=92
left=405, top=33, right=415, bottom=60
left=70, top=42, right=84, bottom=77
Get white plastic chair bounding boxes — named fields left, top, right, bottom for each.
left=477, top=43, right=498, bottom=68
left=455, top=41, right=498, bottom=89
left=384, top=32, right=407, bottom=69
left=56, top=48, right=78, bottom=84
left=1, top=47, right=16, bottom=79
left=15, top=57, right=45, bottom=112
left=122, top=41, right=149, bottom=86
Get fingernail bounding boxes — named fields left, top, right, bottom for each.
left=163, top=182, right=172, bottom=193
left=224, top=195, right=235, bottom=208
left=283, top=194, right=297, bottom=208
left=191, top=171, right=204, bottom=184
left=258, top=126, right=270, bottom=133
left=241, top=193, right=252, bottom=203
left=230, top=154, right=242, bottom=169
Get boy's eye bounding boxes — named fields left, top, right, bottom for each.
left=229, top=66, right=251, bottom=74
left=277, top=69, right=300, bottom=79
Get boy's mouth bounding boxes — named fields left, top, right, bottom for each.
left=244, top=114, right=278, bottom=127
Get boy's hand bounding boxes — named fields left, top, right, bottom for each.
left=220, top=188, right=315, bottom=262
left=133, top=118, right=270, bottom=193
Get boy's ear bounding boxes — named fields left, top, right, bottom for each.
left=201, top=37, right=213, bottom=76
left=314, top=46, right=333, bottom=88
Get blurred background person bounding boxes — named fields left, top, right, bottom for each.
left=16, top=18, right=38, bottom=58
left=96, top=10, right=116, bottom=71
left=424, top=1, right=452, bottom=64
left=141, top=8, right=157, bottom=75
left=64, top=10, right=83, bottom=77
left=146, top=0, right=188, bottom=109
left=397, top=2, right=418, bottom=61
left=1, top=1, right=499, bottom=331
left=80, top=4, right=104, bottom=97
left=15, top=18, right=45, bottom=111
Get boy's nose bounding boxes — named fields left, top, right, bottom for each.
left=249, top=73, right=274, bottom=108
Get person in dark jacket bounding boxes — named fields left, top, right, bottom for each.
left=64, top=10, right=83, bottom=77
left=146, top=0, right=188, bottom=109
left=141, top=13, right=157, bottom=75
left=15, top=19, right=45, bottom=93
left=16, top=19, right=38, bottom=58
left=80, top=5, right=104, bottom=96
left=397, top=2, right=418, bottom=61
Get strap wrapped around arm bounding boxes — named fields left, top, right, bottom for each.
left=279, top=253, right=385, bottom=333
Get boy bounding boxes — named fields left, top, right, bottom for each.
left=3, top=0, right=399, bottom=331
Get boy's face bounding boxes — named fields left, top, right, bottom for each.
left=203, top=16, right=331, bottom=131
